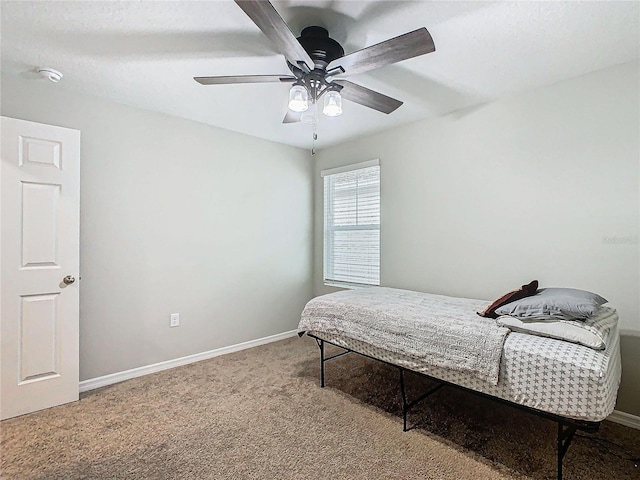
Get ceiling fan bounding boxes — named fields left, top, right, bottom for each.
left=194, top=0, right=436, bottom=124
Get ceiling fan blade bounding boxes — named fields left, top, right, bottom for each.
left=333, top=80, right=403, bottom=114
left=327, top=28, right=435, bottom=77
left=283, top=110, right=302, bottom=124
left=194, top=75, right=295, bottom=85
left=235, top=0, right=314, bottom=70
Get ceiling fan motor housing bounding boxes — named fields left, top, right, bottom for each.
left=293, top=26, right=344, bottom=71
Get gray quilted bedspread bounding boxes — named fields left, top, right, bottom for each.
left=298, top=287, right=510, bottom=385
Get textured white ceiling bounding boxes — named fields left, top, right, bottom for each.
left=2, top=1, right=639, bottom=150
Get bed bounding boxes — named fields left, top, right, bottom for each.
left=298, top=286, right=621, bottom=480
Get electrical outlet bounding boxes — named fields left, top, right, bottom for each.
left=170, top=313, right=180, bottom=327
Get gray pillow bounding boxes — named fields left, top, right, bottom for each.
left=494, top=288, right=608, bottom=320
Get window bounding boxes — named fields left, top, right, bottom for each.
left=322, top=160, right=380, bottom=287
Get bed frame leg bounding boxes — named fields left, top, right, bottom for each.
left=557, top=422, right=577, bottom=480
left=398, top=368, right=444, bottom=433
left=400, top=369, right=408, bottom=432
left=319, top=339, right=325, bottom=388
left=313, top=337, right=352, bottom=388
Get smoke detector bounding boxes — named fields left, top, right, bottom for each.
left=37, top=67, right=63, bottom=83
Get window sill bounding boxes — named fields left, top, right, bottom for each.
left=323, top=281, right=378, bottom=290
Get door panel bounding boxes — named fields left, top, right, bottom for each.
left=21, top=182, right=61, bottom=267
left=20, top=293, right=60, bottom=382
left=1, top=116, right=80, bottom=420
left=20, top=136, right=62, bottom=168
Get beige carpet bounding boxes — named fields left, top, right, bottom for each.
left=1, top=337, right=638, bottom=479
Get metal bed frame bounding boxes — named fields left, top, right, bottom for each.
left=308, top=334, right=600, bottom=480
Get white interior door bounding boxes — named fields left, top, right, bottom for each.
left=1, top=116, right=80, bottom=420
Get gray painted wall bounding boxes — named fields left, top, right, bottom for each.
left=313, top=61, right=640, bottom=416
left=2, top=74, right=313, bottom=380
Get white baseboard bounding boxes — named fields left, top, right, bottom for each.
left=607, top=410, right=640, bottom=430
left=79, top=330, right=298, bottom=393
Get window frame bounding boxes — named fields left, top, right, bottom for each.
left=321, top=159, right=380, bottom=288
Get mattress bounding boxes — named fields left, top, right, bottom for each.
left=309, top=323, right=621, bottom=422
left=299, top=287, right=510, bottom=385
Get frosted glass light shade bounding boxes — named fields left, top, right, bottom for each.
left=323, top=90, right=342, bottom=117
left=288, top=84, right=309, bottom=112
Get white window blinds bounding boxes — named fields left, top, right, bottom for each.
left=323, top=162, right=380, bottom=286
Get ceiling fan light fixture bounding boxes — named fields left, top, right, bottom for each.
left=288, top=84, right=309, bottom=112
left=323, top=90, right=342, bottom=117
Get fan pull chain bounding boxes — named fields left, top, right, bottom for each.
left=311, top=108, right=318, bottom=155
